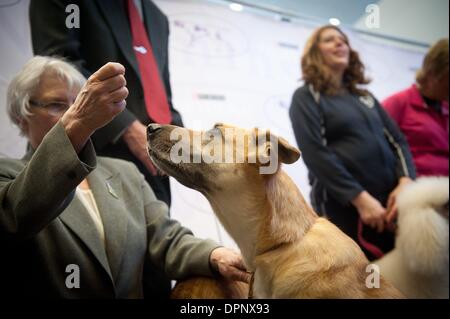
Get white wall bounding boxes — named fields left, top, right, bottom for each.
left=0, top=0, right=31, bottom=158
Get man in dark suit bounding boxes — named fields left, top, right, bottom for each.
left=29, top=0, right=183, bottom=298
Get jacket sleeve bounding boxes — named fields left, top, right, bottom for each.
left=29, top=0, right=137, bottom=149
left=375, top=99, right=416, bottom=179
left=289, top=88, right=364, bottom=206
left=0, top=122, right=96, bottom=241
left=139, top=170, right=219, bottom=279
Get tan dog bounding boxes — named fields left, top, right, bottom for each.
left=147, top=123, right=403, bottom=299
left=171, top=277, right=249, bottom=299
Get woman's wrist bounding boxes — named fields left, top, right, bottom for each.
left=351, top=191, right=369, bottom=209
left=399, top=176, right=413, bottom=185
left=60, top=111, right=92, bottom=153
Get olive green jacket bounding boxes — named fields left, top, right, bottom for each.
left=0, top=122, right=218, bottom=298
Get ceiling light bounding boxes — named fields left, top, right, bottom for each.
left=329, top=18, right=341, bottom=26
left=229, top=3, right=244, bottom=12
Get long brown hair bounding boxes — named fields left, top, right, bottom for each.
left=302, top=25, right=370, bottom=96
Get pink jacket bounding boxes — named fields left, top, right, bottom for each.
left=383, top=84, right=449, bottom=177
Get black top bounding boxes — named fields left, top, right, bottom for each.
left=289, top=85, right=416, bottom=207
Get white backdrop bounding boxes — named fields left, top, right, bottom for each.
left=0, top=0, right=424, bottom=249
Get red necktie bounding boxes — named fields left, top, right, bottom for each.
left=127, top=0, right=172, bottom=124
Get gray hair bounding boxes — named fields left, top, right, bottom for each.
left=7, top=56, right=86, bottom=134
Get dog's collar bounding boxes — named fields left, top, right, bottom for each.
left=255, top=241, right=287, bottom=258
left=248, top=242, right=287, bottom=299
left=248, top=272, right=255, bottom=299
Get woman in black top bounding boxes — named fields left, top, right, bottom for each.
left=289, top=25, right=416, bottom=260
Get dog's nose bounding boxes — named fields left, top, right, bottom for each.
left=147, top=124, right=162, bottom=138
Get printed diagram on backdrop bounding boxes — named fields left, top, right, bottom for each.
left=363, top=51, right=394, bottom=82
left=349, top=35, right=422, bottom=97
left=0, top=0, right=22, bottom=8
left=170, top=13, right=250, bottom=57
left=172, top=184, right=215, bottom=216
left=0, top=0, right=426, bottom=248
left=263, top=95, right=294, bottom=135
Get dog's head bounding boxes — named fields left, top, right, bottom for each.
left=146, top=123, right=301, bottom=193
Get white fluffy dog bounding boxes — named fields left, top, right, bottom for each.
left=375, top=177, right=449, bottom=299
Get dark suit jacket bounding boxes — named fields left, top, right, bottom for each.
left=29, top=0, right=183, bottom=151
left=0, top=123, right=217, bottom=298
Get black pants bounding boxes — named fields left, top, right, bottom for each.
left=98, top=139, right=172, bottom=299
left=316, top=197, right=395, bottom=261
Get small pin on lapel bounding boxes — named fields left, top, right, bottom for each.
left=359, top=95, right=375, bottom=109
left=106, top=181, right=119, bottom=199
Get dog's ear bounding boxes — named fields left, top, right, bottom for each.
left=260, top=131, right=301, bottom=165
left=214, top=122, right=235, bottom=129
left=277, top=136, right=301, bottom=164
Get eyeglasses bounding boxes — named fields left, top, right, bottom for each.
left=29, top=100, right=71, bottom=116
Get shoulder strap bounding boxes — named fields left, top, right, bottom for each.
left=308, top=84, right=327, bottom=146
left=306, top=84, right=329, bottom=213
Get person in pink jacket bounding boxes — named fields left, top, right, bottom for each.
left=383, top=39, right=449, bottom=177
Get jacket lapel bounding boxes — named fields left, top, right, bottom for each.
left=59, top=195, right=113, bottom=280
left=87, top=168, right=129, bottom=282
left=94, top=0, right=141, bottom=80
left=23, top=134, right=114, bottom=281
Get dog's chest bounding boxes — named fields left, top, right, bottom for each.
left=253, top=270, right=272, bottom=298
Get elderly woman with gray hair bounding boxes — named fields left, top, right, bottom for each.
left=0, top=56, right=249, bottom=298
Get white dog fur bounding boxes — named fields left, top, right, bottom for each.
left=375, top=177, right=449, bottom=299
